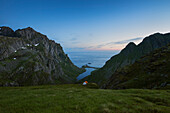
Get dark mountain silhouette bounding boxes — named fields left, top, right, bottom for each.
left=105, top=44, right=170, bottom=89
left=81, top=32, right=170, bottom=87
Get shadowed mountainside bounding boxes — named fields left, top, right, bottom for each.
left=105, top=44, right=170, bottom=89
left=82, top=32, right=170, bottom=87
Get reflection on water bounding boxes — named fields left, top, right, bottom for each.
left=76, top=68, right=95, bottom=80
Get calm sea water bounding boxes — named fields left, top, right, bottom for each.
left=67, top=51, right=118, bottom=80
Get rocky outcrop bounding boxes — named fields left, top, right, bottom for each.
left=105, top=44, right=170, bottom=89
left=82, top=32, right=170, bottom=87
left=0, top=26, right=85, bottom=86
left=0, top=26, right=15, bottom=37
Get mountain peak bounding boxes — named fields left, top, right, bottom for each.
left=0, top=26, right=15, bottom=37
left=15, top=27, right=42, bottom=40
left=24, top=27, right=34, bottom=30
left=120, top=42, right=136, bottom=54
left=147, top=32, right=162, bottom=39
left=16, top=27, right=35, bottom=32
left=153, top=32, right=161, bottom=35
left=0, top=26, right=13, bottom=29
left=126, top=42, right=136, bottom=47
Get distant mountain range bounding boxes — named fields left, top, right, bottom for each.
left=0, top=26, right=85, bottom=86
left=82, top=32, right=170, bottom=88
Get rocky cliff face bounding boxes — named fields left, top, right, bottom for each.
left=0, top=26, right=85, bottom=86
left=82, top=32, right=170, bottom=87
left=105, top=44, right=170, bottom=89
left=0, top=27, right=15, bottom=37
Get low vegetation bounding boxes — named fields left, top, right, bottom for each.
left=0, top=84, right=169, bottom=113
left=83, top=33, right=170, bottom=87
left=105, top=44, right=170, bottom=89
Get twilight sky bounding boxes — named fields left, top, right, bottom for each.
left=1, top=0, right=170, bottom=52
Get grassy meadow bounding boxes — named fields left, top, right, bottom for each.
left=0, top=84, right=169, bottom=113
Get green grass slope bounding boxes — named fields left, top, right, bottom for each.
left=105, top=44, right=170, bottom=89
left=0, top=84, right=170, bottom=113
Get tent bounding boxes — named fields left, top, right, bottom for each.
left=83, top=81, right=88, bottom=85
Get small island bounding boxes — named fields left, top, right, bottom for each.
left=81, top=64, right=99, bottom=69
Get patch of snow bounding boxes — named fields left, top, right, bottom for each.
left=21, top=47, right=26, bottom=49
left=26, top=44, right=32, bottom=46
left=34, top=43, right=39, bottom=46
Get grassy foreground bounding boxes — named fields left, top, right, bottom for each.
left=0, top=84, right=170, bottom=113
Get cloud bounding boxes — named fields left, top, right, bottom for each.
left=111, top=37, right=142, bottom=45
left=69, top=33, right=81, bottom=37
left=70, top=37, right=77, bottom=41
left=87, top=37, right=143, bottom=49
left=69, top=33, right=81, bottom=44
left=96, top=44, right=104, bottom=48
left=69, top=38, right=81, bottom=44
left=65, top=47, right=86, bottom=52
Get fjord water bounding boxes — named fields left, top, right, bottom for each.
left=67, top=51, right=118, bottom=80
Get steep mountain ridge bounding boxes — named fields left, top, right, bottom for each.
left=82, top=32, right=170, bottom=87
left=0, top=26, right=85, bottom=86
left=105, top=44, right=170, bottom=89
